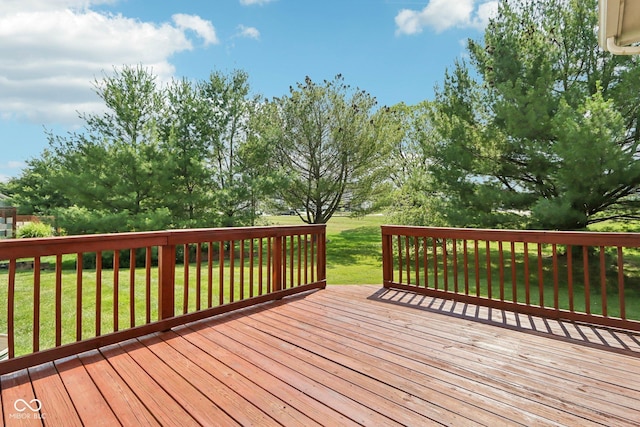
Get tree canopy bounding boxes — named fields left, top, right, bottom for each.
left=4, top=67, right=275, bottom=234
left=429, top=0, right=640, bottom=230
left=4, top=0, right=640, bottom=234
left=264, top=75, right=394, bottom=224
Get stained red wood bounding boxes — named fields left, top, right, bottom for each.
left=77, top=351, right=158, bottom=426
left=382, top=226, right=640, bottom=332
left=54, top=356, right=119, bottom=426
left=2, top=286, right=639, bottom=426
left=1, top=369, right=42, bottom=426
left=29, top=362, right=82, bottom=426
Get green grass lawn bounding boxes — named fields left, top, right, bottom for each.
left=266, top=214, right=387, bottom=284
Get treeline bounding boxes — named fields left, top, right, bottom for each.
left=3, top=0, right=640, bottom=234
left=3, top=69, right=394, bottom=234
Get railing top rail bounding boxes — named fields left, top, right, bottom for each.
left=0, top=224, right=327, bottom=260
left=381, top=225, right=640, bottom=247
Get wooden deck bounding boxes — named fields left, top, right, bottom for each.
left=2, top=285, right=640, bottom=426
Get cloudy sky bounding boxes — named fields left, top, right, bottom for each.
left=0, top=0, right=497, bottom=181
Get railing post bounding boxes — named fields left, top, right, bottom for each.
left=158, top=243, right=176, bottom=320
left=272, top=236, right=283, bottom=292
left=381, top=227, right=392, bottom=288
left=317, top=228, right=327, bottom=287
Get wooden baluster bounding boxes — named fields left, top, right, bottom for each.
left=486, top=241, right=491, bottom=300
left=230, top=241, right=235, bottom=302
left=183, top=244, right=189, bottom=314
left=538, top=243, right=558, bottom=307
left=304, top=235, right=309, bottom=285
left=96, top=252, right=102, bottom=336
left=398, top=235, right=403, bottom=284
left=498, top=242, right=504, bottom=302
left=452, top=239, right=458, bottom=293
left=196, top=243, right=202, bottom=311
left=405, top=235, right=411, bottom=286
left=145, top=247, right=152, bottom=323
left=297, top=235, right=302, bottom=287
left=552, top=244, right=559, bottom=311
left=55, top=254, right=63, bottom=346
left=267, top=237, right=272, bottom=292
left=443, top=239, right=449, bottom=292
left=599, top=246, right=607, bottom=317
left=510, top=242, right=517, bottom=303
left=208, top=242, right=213, bottom=308
left=433, top=238, right=439, bottom=290
left=618, top=247, right=626, bottom=320
left=423, top=237, right=429, bottom=288
left=567, top=245, right=574, bottom=312
left=464, top=240, right=469, bottom=295
left=289, top=236, right=295, bottom=288
left=129, top=249, right=136, bottom=328
left=76, top=253, right=83, bottom=341
left=219, top=241, right=225, bottom=305
left=583, top=246, right=591, bottom=315
left=8, top=259, right=16, bottom=358
left=259, top=238, right=264, bottom=295
left=113, top=250, right=120, bottom=332
left=34, top=257, right=41, bottom=352
left=474, top=240, right=479, bottom=297
left=240, top=240, right=245, bottom=299
left=249, top=239, right=255, bottom=297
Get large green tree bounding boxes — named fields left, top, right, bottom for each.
left=386, top=101, right=446, bottom=226
left=430, top=0, right=640, bottom=230
left=7, top=67, right=276, bottom=234
left=201, top=70, right=264, bottom=226
left=266, top=75, right=392, bottom=224
left=159, top=77, right=216, bottom=227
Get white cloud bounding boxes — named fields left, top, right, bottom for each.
left=0, top=2, right=216, bottom=125
left=0, top=0, right=116, bottom=14
left=237, top=25, right=261, bottom=40
left=1, top=161, right=25, bottom=169
left=239, top=0, right=275, bottom=5
left=0, top=161, right=25, bottom=182
left=173, top=14, right=219, bottom=46
left=395, top=0, right=498, bottom=35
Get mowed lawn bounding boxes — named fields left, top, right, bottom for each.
left=265, top=214, right=387, bottom=285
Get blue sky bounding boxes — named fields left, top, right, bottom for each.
left=0, top=0, right=497, bottom=181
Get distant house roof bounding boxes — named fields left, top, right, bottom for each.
left=0, top=193, right=8, bottom=207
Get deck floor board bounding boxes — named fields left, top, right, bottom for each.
left=1, top=285, right=640, bottom=426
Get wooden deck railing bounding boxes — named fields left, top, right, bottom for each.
left=0, top=225, right=326, bottom=374
left=382, top=225, right=640, bottom=332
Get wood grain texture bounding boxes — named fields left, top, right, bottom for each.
left=1, top=285, right=639, bottom=426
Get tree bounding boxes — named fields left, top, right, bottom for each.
left=238, top=102, right=287, bottom=226
left=158, top=77, right=217, bottom=227
left=7, top=67, right=277, bottom=234
left=430, top=0, right=640, bottom=230
left=386, top=101, right=446, bottom=226
left=1, top=149, right=71, bottom=215
left=266, top=75, right=391, bottom=224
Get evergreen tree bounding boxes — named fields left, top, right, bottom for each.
left=431, top=0, right=640, bottom=230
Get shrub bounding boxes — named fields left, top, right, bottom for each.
left=17, top=222, right=54, bottom=238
